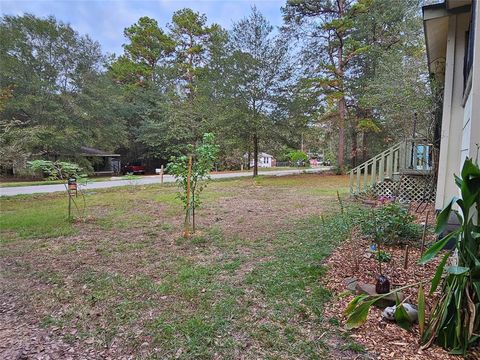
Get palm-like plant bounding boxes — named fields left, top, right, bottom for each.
left=344, top=158, right=479, bottom=355
left=419, top=158, right=480, bottom=354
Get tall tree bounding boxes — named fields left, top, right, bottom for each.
left=230, top=6, right=290, bottom=176
left=110, top=16, right=175, bottom=86
left=347, top=0, right=432, bottom=165
left=169, top=8, right=216, bottom=98
left=0, top=14, right=125, bottom=173
left=283, top=0, right=371, bottom=170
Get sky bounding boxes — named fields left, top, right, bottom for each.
left=1, top=0, right=286, bottom=56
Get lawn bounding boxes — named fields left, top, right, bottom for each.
left=0, top=176, right=116, bottom=188
left=0, top=173, right=366, bottom=359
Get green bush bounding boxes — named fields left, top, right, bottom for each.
left=359, top=203, right=421, bottom=246
left=375, top=250, right=392, bottom=262
left=288, top=150, right=308, bottom=166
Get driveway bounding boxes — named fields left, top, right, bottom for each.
left=0, top=167, right=332, bottom=196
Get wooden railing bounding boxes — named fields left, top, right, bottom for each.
left=348, top=139, right=433, bottom=195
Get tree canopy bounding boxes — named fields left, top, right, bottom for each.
left=0, top=2, right=436, bottom=176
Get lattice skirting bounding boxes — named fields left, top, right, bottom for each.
left=372, top=175, right=436, bottom=203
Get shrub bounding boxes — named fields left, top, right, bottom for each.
left=359, top=203, right=421, bottom=246
left=288, top=150, right=308, bottom=166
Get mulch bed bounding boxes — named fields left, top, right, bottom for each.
left=322, top=202, right=479, bottom=360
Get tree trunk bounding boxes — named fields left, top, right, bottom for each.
left=183, top=155, right=192, bottom=238
left=337, top=0, right=346, bottom=170
left=192, top=190, right=196, bottom=234
left=362, top=132, right=367, bottom=163
left=338, top=96, right=346, bottom=169
left=253, top=132, right=259, bottom=177
left=350, top=125, right=357, bottom=168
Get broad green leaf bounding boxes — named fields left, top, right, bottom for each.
left=473, top=281, right=480, bottom=302
left=417, top=284, right=426, bottom=336
left=435, top=197, right=458, bottom=234
left=394, top=303, right=412, bottom=331
left=420, top=231, right=459, bottom=264
left=345, top=300, right=375, bottom=329
left=430, top=251, right=452, bottom=295
left=445, top=266, right=469, bottom=275
left=461, top=157, right=480, bottom=179
left=344, top=294, right=368, bottom=316
left=430, top=251, right=451, bottom=295
left=454, top=174, right=463, bottom=189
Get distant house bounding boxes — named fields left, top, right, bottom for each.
left=246, top=152, right=275, bottom=168
left=423, top=0, right=479, bottom=210
left=80, top=147, right=121, bottom=176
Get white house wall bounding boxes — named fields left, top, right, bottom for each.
left=469, top=2, right=480, bottom=163
left=435, top=11, right=479, bottom=210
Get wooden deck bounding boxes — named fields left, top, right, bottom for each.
left=348, top=139, right=435, bottom=202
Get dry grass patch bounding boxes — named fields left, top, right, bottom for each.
left=1, top=174, right=366, bottom=359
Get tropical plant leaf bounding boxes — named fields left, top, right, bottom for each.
left=394, top=303, right=412, bottom=331
left=345, top=300, right=376, bottom=329
left=420, top=230, right=459, bottom=264
left=430, top=251, right=451, bottom=294
left=473, top=281, right=480, bottom=303
left=344, top=294, right=368, bottom=316
left=461, top=157, right=480, bottom=178
left=435, top=197, right=458, bottom=234
left=418, top=284, right=426, bottom=336
left=445, top=266, right=470, bottom=275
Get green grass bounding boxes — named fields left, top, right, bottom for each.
left=0, top=195, right=77, bottom=240
left=8, top=216, right=348, bottom=358
left=0, top=176, right=115, bottom=188
left=0, top=174, right=364, bottom=358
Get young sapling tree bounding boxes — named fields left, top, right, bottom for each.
left=168, top=133, right=219, bottom=237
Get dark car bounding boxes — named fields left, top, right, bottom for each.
left=123, top=163, right=145, bottom=175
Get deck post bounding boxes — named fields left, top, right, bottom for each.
left=386, top=148, right=394, bottom=178
left=393, top=149, right=399, bottom=174
left=371, top=159, right=377, bottom=186
left=349, top=170, right=354, bottom=194
left=356, top=168, right=361, bottom=194
left=379, top=153, right=385, bottom=182
left=399, top=141, right=406, bottom=171
left=363, top=162, right=369, bottom=189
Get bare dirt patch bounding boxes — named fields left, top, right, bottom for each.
left=1, top=174, right=362, bottom=359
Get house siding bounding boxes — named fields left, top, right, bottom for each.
left=435, top=8, right=479, bottom=210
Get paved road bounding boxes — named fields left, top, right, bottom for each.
left=0, top=167, right=332, bottom=197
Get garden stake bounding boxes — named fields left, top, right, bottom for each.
left=404, top=245, right=409, bottom=270
left=420, top=211, right=429, bottom=256
left=336, top=190, right=344, bottom=214
left=351, top=227, right=359, bottom=272
left=183, top=155, right=192, bottom=238
left=68, top=191, right=72, bottom=220
left=160, top=165, right=164, bottom=185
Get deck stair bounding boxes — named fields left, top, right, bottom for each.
left=348, top=139, right=435, bottom=203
